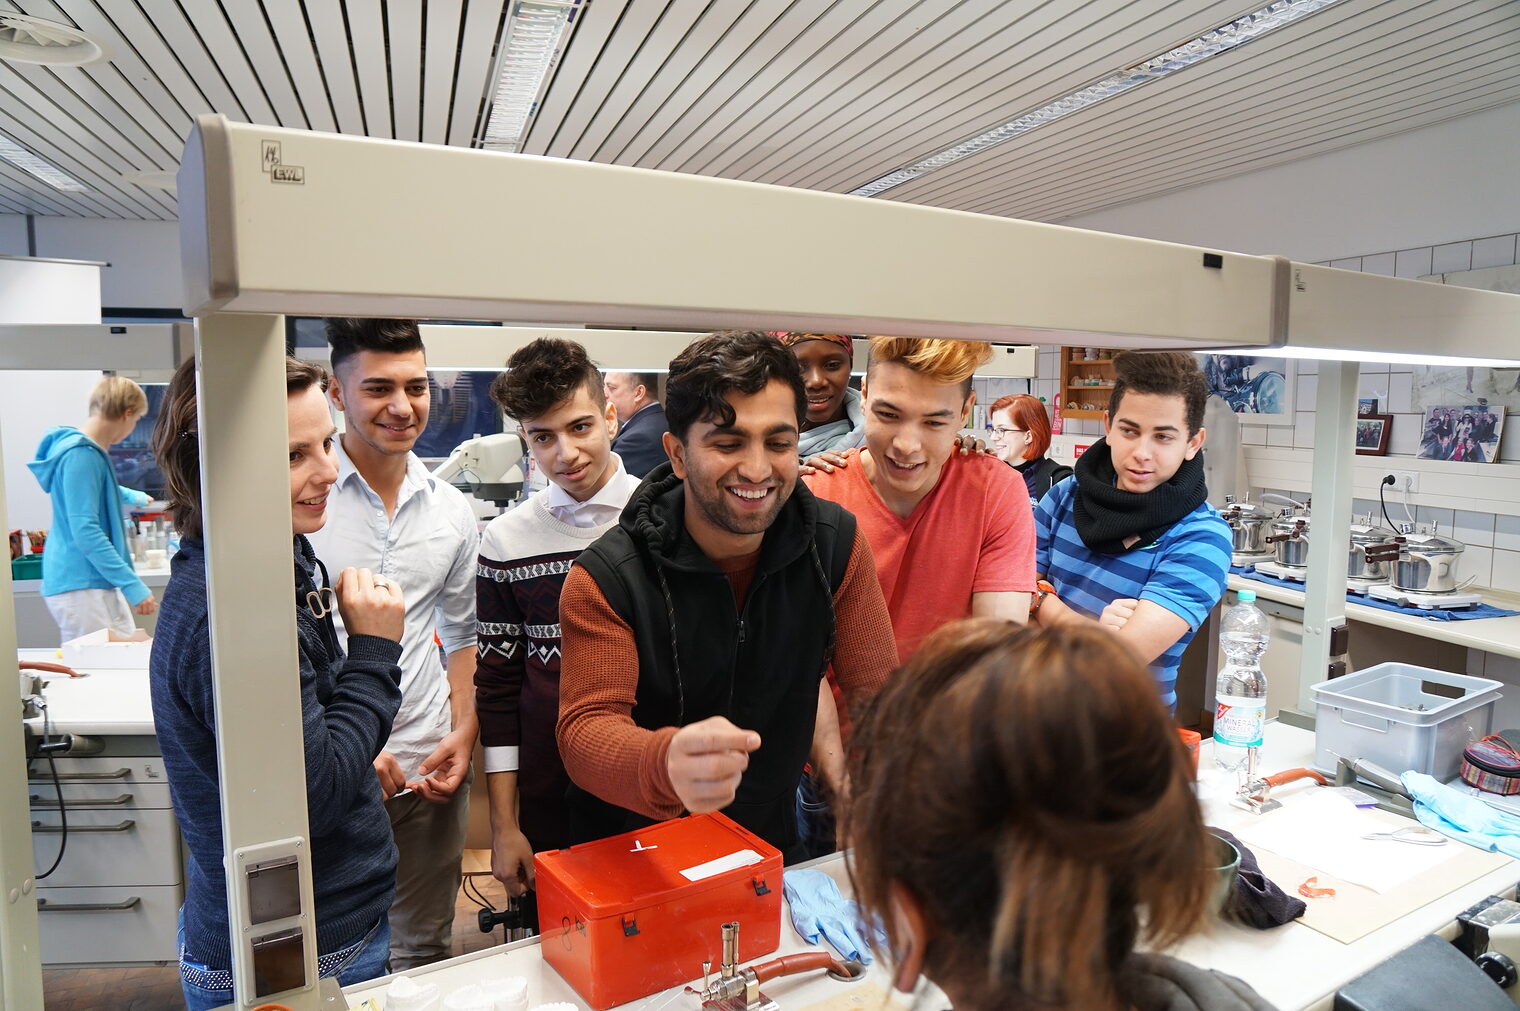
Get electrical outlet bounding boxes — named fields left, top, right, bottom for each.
left=1388, top=470, right=1420, bottom=493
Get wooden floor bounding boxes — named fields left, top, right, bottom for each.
left=42, top=868, right=515, bottom=1011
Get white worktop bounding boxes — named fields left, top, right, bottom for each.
left=1229, top=572, right=1520, bottom=660
left=344, top=724, right=1520, bottom=1011
left=21, top=648, right=154, bottom=736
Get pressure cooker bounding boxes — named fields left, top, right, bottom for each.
left=1347, top=520, right=1400, bottom=582
left=1221, top=499, right=1278, bottom=556
left=1390, top=528, right=1473, bottom=594
left=1265, top=514, right=1311, bottom=568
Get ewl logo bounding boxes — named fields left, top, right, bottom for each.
left=260, top=140, right=306, bottom=185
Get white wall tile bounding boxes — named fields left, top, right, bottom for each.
left=1472, top=234, right=1518, bottom=270
left=1497, top=515, right=1520, bottom=552
left=1454, top=509, right=1497, bottom=547
left=1361, top=252, right=1397, bottom=276
left=1387, top=372, right=1414, bottom=413
left=1462, top=545, right=1495, bottom=589
left=1298, top=359, right=1318, bottom=376
left=1501, top=433, right=1520, bottom=464
left=1431, top=241, right=1474, bottom=274
left=1395, top=247, right=1434, bottom=278
left=1357, top=374, right=1390, bottom=401
left=1297, top=372, right=1318, bottom=406
left=1492, top=550, right=1520, bottom=594
left=1386, top=414, right=1422, bottom=456
left=1330, top=257, right=1362, bottom=271
left=1292, top=410, right=1315, bottom=449
left=1267, top=426, right=1294, bottom=448
left=1416, top=504, right=1456, bottom=532
left=1242, top=427, right=1266, bottom=446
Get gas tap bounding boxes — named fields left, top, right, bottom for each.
left=693, top=921, right=857, bottom=1011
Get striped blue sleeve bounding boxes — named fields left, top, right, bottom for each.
left=1138, top=512, right=1232, bottom=630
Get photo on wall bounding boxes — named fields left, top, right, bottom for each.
left=1417, top=403, right=1504, bottom=463
left=1354, top=414, right=1392, bottom=456
left=1198, top=354, right=1293, bottom=423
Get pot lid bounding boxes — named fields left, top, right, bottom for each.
left=1271, top=514, right=1311, bottom=533
left=1401, top=530, right=1466, bottom=554
left=1223, top=501, right=1277, bottom=522
left=1349, top=521, right=1397, bottom=542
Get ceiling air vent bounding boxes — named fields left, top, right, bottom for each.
left=0, top=13, right=108, bottom=66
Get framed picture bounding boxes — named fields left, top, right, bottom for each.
left=1354, top=414, right=1392, bottom=456
left=1416, top=403, right=1505, bottom=463
left=1198, top=354, right=1295, bottom=424
left=1358, top=398, right=1379, bottom=416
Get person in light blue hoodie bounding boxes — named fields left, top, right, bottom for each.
left=28, top=376, right=156, bottom=642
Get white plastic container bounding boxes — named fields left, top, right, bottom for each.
left=1310, top=663, right=1502, bottom=782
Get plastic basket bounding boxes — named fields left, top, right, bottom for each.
left=11, top=555, right=41, bottom=581
left=1310, top=663, right=1502, bottom=781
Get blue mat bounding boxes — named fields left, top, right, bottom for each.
left=1229, top=565, right=1520, bottom=622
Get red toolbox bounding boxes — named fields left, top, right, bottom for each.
left=534, top=813, right=783, bottom=1009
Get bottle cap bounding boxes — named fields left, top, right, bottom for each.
left=1237, top=588, right=1257, bottom=603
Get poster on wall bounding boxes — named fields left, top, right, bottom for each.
left=1414, top=366, right=1520, bottom=413
left=1416, top=404, right=1504, bottom=463
left=1197, top=354, right=1294, bottom=423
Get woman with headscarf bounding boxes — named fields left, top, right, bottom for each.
left=777, top=333, right=865, bottom=459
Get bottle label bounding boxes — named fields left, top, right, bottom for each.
left=1214, top=699, right=1265, bottom=749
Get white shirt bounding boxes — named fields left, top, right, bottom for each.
left=542, top=453, right=642, bottom=529
left=305, top=439, right=480, bottom=780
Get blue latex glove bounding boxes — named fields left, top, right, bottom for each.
left=1404, top=771, right=1520, bottom=859
left=783, top=869, right=886, bottom=965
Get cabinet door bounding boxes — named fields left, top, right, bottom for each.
left=31, top=808, right=181, bottom=887
left=37, top=884, right=182, bottom=966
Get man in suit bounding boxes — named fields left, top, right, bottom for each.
left=605, top=371, right=669, bottom=478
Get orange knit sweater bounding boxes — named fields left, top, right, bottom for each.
left=556, top=532, right=896, bottom=820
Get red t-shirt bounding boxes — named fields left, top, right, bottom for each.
left=805, top=450, right=1036, bottom=661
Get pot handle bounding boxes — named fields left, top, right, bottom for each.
left=1453, top=575, right=1478, bottom=592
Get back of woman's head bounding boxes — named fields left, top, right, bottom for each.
left=848, top=620, right=1211, bottom=1011
left=89, top=375, right=148, bottom=421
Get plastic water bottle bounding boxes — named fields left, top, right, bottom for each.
left=1214, top=588, right=1269, bottom=772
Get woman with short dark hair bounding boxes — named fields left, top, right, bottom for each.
left=848, top=619, right=1275, bottom=1011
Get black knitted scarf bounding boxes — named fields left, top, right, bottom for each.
left=1072, top=439, right=1207, bottom=554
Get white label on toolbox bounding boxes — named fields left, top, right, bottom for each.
left=679, top=849, right=763, bottom=881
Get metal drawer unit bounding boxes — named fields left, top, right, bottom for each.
left=28, top=751, right=182, bottom=965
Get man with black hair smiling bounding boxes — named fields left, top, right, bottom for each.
left=308, top=318, right=480, bottom=970
left=556, top=330, right=897, bottom=860
left=1031, top=351, right=1231, bottom=712
left=475, top=337, right=641, bottom=895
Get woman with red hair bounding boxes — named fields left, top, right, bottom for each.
left=990, top=393, right=1070, bottom=503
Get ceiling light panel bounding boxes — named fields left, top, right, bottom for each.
left=0, top=131, right=86, bottom=191
left=481, top=0, right=583, bottom=152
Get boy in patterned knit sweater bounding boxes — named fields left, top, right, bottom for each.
left=476, top=338, right=642, bottom=895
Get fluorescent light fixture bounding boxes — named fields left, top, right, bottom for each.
left=0, top=131, right=86, bottom=191
left=1230, top=346, right=1520, bottom=368
left=480, top=0, right=583, bottom=152
left=850, top=0, right=1347, bottom=197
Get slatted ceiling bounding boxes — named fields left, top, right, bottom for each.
left=520, top=0, right=631, bottom=156
left=264, top=0, right=339, bottom=135
left=0, top=1, right=1515, bottom=224
left=887, top=0, right=1520, bottom=220
left=421, top=3, right=462, bottom=146
left=767, top=0, right=1251, bottom=195
left=346, top=2, right=392, bottom=137
left=574, top=0, right=790, bottom=166
left=553, top=0, right=705, bottom=163
left=305, top=1, right=365, bottom=134
left=0, top=73, right=158, bottom=219
left=444, top=0, right=507, bottom=146
left=387, top=1, right=423, bottom=143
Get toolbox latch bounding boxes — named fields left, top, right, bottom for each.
left=752, top=876, right=771, bottom=897
left=621, top=915, right=639, bottom=937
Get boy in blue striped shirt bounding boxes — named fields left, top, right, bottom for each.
left=1031, top=351, right=1230, bottom=712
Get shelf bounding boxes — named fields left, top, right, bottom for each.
left=1062, top=409, right=1106, bottom=420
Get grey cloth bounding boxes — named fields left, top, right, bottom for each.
left=1123, top=954, right=1280, bottom=1011
left=1212, top=827, right=1307, bottom=929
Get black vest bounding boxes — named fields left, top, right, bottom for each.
left=569, top=464, right=854, bottom=859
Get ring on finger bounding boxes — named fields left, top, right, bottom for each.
left=374, top=578, right=391, bottom=588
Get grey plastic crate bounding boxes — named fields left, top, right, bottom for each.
left=1310, top=663, right=1502, bottom=781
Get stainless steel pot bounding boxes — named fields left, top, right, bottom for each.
left=1348, top=521, right=1400, bottom=581
left=1221, top=500, right=1278, bottom=556
left=1391, top=529, right=1473, bottom=594
left=1266, top=514, right=1311, bottom=568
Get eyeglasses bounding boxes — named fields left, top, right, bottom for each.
left=993, top=427, right=1026, bottom=437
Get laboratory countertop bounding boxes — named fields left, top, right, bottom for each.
left=12, top=565, right=172, bottom=593
left=21, top=648, right=153, bottom=736
left=1228, top=572, right=1520, bottom=660
left=343, top=724, right=1520, bottom=1011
